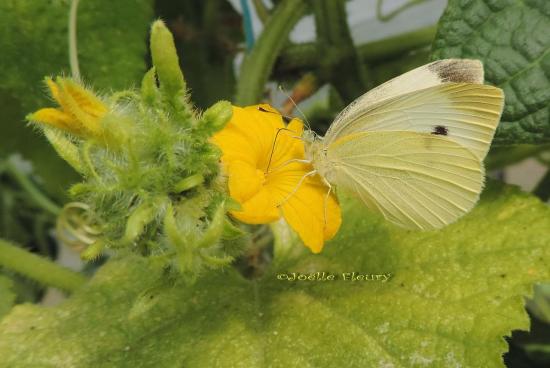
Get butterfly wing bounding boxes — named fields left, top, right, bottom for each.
left=327, top=59, right=484, bottom=133
left=324, top=59, right=504, bottom=160
left=324, top=131, right=483, bottom=230
left=325, top=83, right=504, bottom=160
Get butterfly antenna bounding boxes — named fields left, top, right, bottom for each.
left=278, top=85, right=312, bottom=132
left=266, top=128, right=292, bottom=173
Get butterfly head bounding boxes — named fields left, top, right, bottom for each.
left=302, top=129, right=316, bottom=143
left=302, top=130, right=333, bottom=180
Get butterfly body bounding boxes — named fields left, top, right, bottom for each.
left=302, top=59, right=504, bottom=230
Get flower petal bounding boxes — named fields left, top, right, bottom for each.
left=211, top=103, right=342, bottom=252
left=230, top=187, right=281, bottom=224
left=211, top=105, right=286, bottom=169
left=266, top=117, right=305, bottom=171
left=61, top=79, right=107, bottom=118
left=58, top=81, right=103, bottom=137
left=28, top=108, right=76, bottom=131
left=227, top=160, right=264, bottom=203
left=41, top=77, right=108, bottom=139
left=281, top=178, right=342, bottom=253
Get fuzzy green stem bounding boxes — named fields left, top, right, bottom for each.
left=234, top=0, right=308, bottom=105
left=0, top=238, right=87, bottom=293
left=68, top=0, right=81, bottom=81
left=5, top=162, right=61, bottom=216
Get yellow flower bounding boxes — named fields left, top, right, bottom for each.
left=211, top=104, right=341, bottom=253
left=28, top=77, right=107, bottom=139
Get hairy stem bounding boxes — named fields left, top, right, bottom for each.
left=0, top=238, right=87, bottom=293
left=234, top=0, right=308, bottom=105
left=5, top=162, right=61, bottom=216
left=68, top=0, right=81, bottom=81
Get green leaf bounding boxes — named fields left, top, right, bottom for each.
left=0, top=276, right=16, bottom=320
left=0, top=0, right=154, bottom=198
left=0, top=183, right=549, bottom=367
left=431, top=0, right=550, bottom=145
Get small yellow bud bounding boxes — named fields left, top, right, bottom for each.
left=28, top=77, right=108, bottom=140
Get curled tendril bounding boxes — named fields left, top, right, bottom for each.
left=56, top=202, right=102, bottom=252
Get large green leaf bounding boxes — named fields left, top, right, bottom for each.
left=0, top=183, right=549, bottom=367
left=0, top=0, right=154, bottom=198
left=0, top=276, right=15, bottom=320
left=431, top=0, right=550, bottom=145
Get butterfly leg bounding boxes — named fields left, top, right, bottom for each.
left=320, top=176, right=333, bottom=227
left=276, top=170, right=317, bottom=207
left=268, top=158, right=312, bottom=174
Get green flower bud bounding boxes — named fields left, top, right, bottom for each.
left=150, top=20, right=185, bottom=100
left=200, top=100, right=233, bottom=134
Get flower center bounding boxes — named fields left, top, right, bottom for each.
left=256, top=168, right=267, bottom=184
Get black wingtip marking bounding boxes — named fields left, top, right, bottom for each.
left=257, top=106, right=292, bottom=123
left=428, top=59, right=481, bottom=83
left=432, top=125, right=448, bottom=136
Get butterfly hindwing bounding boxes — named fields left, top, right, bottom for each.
left=326, top=131, right=484, bottom=230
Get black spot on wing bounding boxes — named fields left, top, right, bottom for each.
left=431, top=125, right=448, bottom=136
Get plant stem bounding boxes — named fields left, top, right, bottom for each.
left=312, top=0, right=368, bottom=102
left=276, top=25, right=436, bottom=74
left=0, top=238, right=87, bottom=293
left=376, top=0, right=430, bottom=22
left=5, top=162, right=61, bottom=216
left=234, top=0, right=308, bottom=105
left=357, top=25, right=436, bottom=61
left=68, top=0, right=81, bottom=82
left=251, top=0, right=270, bottom=24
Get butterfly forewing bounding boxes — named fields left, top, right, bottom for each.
left=325, top=83, right=504, bottom=160
left=326, top=131, right=484, bottom=230
left=326, top=59, right=486, bottom=144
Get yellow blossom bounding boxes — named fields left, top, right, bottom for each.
left=211, top=104, right=342, bottom=253
left=28, top=77, right=107, bottom=139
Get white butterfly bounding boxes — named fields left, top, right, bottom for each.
left=301, top=59, right=504, bottom=230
